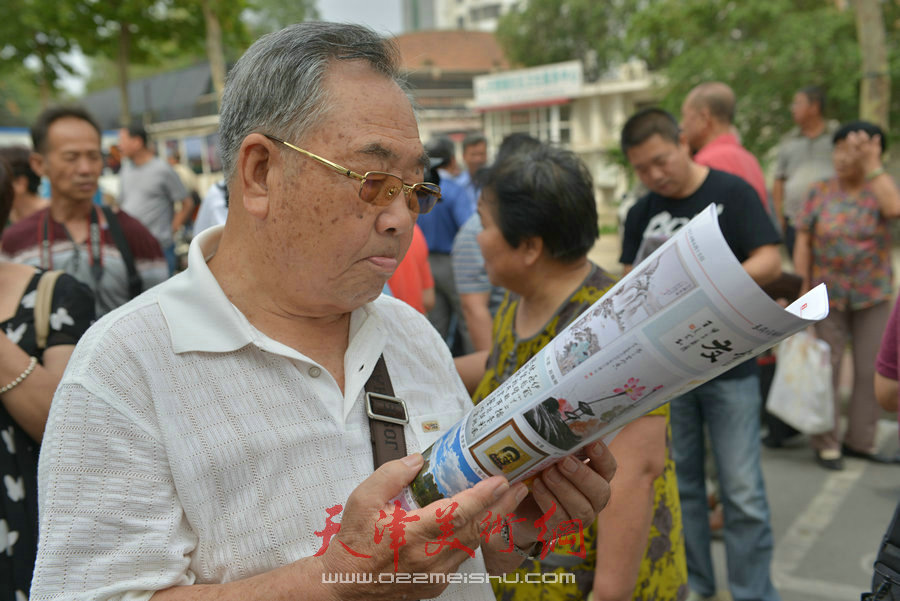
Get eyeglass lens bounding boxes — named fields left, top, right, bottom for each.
left=359, top=172, right=439, bottom=214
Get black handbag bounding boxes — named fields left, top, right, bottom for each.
left=863, top=500, right=900, bottom=601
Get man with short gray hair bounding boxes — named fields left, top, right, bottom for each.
left=31, top=22, right=616, bottom=601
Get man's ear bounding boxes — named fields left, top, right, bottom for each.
left=237, top=133, right=276, bottom=219
left=29, top=152, right=45, bottom=178
left=11, top=175, right=27, bottom=196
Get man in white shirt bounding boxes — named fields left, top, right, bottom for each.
left=192, top=179, right=229, bottom=234
left=31, top=23, right=616, bottom=601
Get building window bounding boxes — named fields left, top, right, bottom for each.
left=470, top=4, right=502, bottom=20
left=487, top=103, right=571, bottom=148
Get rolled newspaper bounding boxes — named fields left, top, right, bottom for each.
left=398, top=204, right=828, bottom=509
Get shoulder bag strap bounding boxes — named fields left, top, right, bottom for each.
left=364, top=354, right=409, bottom=469
left=101, top=206, right=143, bottom=299
left=34, top=269, right=64, bottom=351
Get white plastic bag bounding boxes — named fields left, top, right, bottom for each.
left=766, top=330, right=834, bottom=435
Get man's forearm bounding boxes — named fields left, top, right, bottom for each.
left=151, top=557, right=339, bottom=601
left=772, top=179, right=785, bottom=224
left=741, top=244, right=781, bottom=287
left=172, top=197, right=196, bottom=232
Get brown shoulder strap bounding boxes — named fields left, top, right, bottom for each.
left=35, top=269, right=64, bottom=350
left=364, top=355, right=409, bottom=469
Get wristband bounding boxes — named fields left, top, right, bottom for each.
left=866, top=166, right=886, bottom=181
left=0, top=356, right=38, bottom=395
left=500, top=521, right=551, bottom=560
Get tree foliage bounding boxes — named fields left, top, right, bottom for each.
left=0, top=0, right=83, bottom=104
left=244, top=0, right=319, bottom=36
left=0, top=63, right=47, bottom=126
left=0, top=0, right=319, bottom=124
left=496, top=0, right=639, bottom=74
left=497, top=0, right=900, bottom=159
left=627, top=0, right=860, bottom=157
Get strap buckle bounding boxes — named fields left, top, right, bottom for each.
left=366, top=392, right=408, bottom=425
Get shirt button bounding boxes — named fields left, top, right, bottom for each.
left=308, top=365, right=322, bottom=378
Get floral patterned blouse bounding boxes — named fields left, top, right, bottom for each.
left=795, top=178, right=894, bottom=311
left=472, top=265, right=688, bottom=601
left=1, top=269, right=94, bottom=600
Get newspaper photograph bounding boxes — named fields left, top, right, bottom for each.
left=400, top=204, right=829, bottom=509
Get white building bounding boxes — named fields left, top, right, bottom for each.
left=472, top=59, right=661, bottom=207
left=404, top=0, right=522, bottom=32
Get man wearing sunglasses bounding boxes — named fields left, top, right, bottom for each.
left=31, top=22, right=617, bottom=601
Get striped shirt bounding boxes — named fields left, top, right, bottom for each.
left=1, top=207, right=167, bottom=316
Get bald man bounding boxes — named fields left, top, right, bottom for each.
left=681, top=82, right=769, bottom=212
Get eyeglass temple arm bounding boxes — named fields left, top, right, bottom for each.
left=263, top=134, right=364, bottom=181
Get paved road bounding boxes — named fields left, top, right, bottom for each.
left=705, top=418, right=899, bottom=601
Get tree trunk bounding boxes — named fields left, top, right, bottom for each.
left=118, top=20, right=132, bottom=127
left=854, top=0, right=890, bottom=129
left=37, top=50, right=51, bottom=108
left=201, top=0, right=226, bottom=110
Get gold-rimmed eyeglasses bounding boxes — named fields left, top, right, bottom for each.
left=263, top=134, right=441, bottom=214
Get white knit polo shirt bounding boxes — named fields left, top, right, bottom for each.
left=31, top=226, right=492, bottom=601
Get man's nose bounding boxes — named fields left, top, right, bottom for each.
left=75, top=156, right=96, bottom=173
left=376, top=191, right=415, bottom=235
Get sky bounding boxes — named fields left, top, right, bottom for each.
left=315, top=0, right=404, bottom=37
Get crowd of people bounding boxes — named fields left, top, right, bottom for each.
left=1, top=20, right=899, bottom=601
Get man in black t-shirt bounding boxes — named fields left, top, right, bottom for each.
left=619, top=108, right=782, bottom=601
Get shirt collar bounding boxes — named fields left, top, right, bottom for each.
left=158, top=226, right=257, bottom=353
left=158, top=226, right=387, bottom=370
left=705, top=132, right=740, bottom=149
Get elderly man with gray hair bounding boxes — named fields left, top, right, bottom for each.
left=30, top=23, right=616, bottom=601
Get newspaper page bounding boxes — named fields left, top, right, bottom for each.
left=400, top=204, right=828, bottom=509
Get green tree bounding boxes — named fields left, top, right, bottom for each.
left=69, top=0, right=207, bottom=126
left=77, top=0, right=315, bottom=122
left=244, top=0, right=319, bottom=36
left=854, top=0, right=890, bottom=129
left=496, top=0, right=900, bottom=159
left=0, top=63, right=47, bottom=126
left=495, top=0, right=638, bottom=73
left=0, top=0, right=82, bottom=106
left=627, top=0, right=860, bottom=157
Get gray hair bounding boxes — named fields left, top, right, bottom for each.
left=218, top=22, right=405, bottom=181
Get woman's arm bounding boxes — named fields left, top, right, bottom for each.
left=793, top=230, right=813, bottom=294
left=454, top=350, right=490, bottom=395
left=0, top=335, right=73, bottom=442
left=849, top=130, right=900, bottom=218
left=592, top=415, right=667, bottom=601
left=874, top=372, right=899, bottom=412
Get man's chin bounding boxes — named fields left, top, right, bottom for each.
left=69, top=189, right=99, bottom=203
